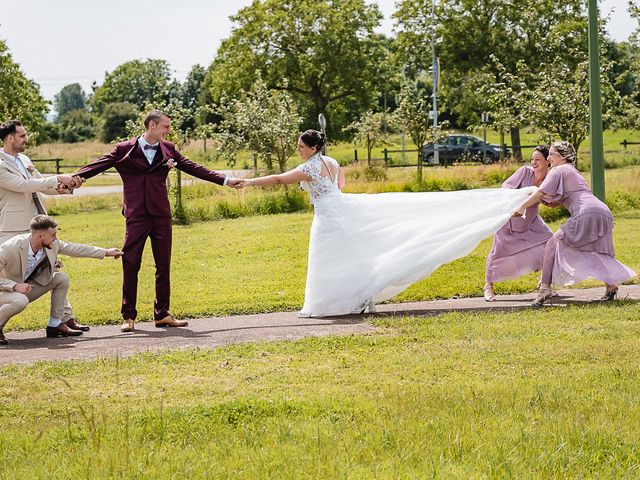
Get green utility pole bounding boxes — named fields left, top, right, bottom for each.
left=588, top=0, right=605, bottom=200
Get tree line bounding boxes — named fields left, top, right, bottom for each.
left=2, top=0, right=640, bottom=167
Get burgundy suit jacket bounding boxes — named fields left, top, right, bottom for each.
left=76, top=138, right=226, bottom=218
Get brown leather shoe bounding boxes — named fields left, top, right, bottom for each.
left=0, top=330, right=7, bottom=345
left=46, top=323, right=83, bottom=338
left=155, top=315, right=188, bottom=328
left=121, top=319, right=135, bottom=333
left=64, top=318, right=90, bottom=332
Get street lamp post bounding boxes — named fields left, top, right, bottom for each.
left=588, top=0, right=605, bottom=201
left=318, top=113, right=327, bottom=155
left=431, top=0, right=439, bottom=167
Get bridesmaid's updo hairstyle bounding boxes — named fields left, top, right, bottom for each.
left=534, top=145, right=549, bottom=159
left=550, top=140, right=577, bottom=165
left=300, top=129, right=327, bottom=153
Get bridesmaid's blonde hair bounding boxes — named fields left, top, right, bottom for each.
left=551, top=141, right=577, bottom=165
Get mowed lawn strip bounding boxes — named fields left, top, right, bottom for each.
left=1, top=303, right=639, bottom=478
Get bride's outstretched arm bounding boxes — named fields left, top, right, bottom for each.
left=237, top=168, right=310, bottom=188
left=512, top=188, right=544, bottom=217
left=338, top=168, right=346, bottom=190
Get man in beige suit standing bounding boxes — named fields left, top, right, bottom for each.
left=0, top=120, right=82, bottom=243
left=0, top=215, right=123, bottom=345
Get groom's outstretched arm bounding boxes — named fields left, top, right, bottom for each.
left=75, top=144, right=124, bottom=180
left=170, top=145, right=227, bottom=186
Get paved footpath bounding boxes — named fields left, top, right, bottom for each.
left=1, top=285, right=638, bottom=365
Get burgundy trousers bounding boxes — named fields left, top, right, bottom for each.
left=121, top=214, right=172, bottom=320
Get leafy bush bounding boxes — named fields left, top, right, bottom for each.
left=484, top=169, right=517, bottom=186
left=101, top=102, right=139, bottom=142
left=58, top=109, right=95, bottom=143
left=539, top=205, right=570, bottom=223
left=347, top=166, right=388, bottom=182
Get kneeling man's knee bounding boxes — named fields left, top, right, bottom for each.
left=4, top=293, right=29, bottom=314
left=53, top=271, right=70, bottom=288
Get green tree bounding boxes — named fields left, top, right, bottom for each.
left=394, top=0, right=587, bottom=138
left=392, top=82, right=447, bottom=183
left=180, top=64, right=207, bottom=131
left=212, top=79, right=303, bottom=173
left=58, top=109, right=95, bottom=143
left=54, top=83, right=87, bottom=118
left=344, top=110, right=387, bottom=165
left=523, top=55, right=620, bottom=162
left=0, top=38, right=49, bottom=141
left=618, top=1, right=640, bottom=128
left=100, top=102, right=139, bottom=142
left=202, top=0, right=385, bottom=136
left=477, top=57, right=529, bottom=160
left=182, top=65, right=206, bottom=112
left=91, top=59, right=180, bottom=114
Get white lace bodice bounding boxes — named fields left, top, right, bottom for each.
left=296, top=154, right=341, bottom=203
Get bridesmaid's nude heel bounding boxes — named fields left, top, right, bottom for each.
left=601, top=285, right=619, bottom=301
left=531, top=287, right=552, bottom=308
left=483, top=283, right=495, bottom=302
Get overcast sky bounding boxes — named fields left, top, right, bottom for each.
left=0, top=0, right=636, bottom=102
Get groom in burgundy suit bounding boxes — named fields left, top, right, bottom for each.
left=75, top=110, right=241, bottom=332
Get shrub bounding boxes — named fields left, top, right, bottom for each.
left=347, top=166, right=388, bottom=182
left=101, top=102, right=139, bottom=142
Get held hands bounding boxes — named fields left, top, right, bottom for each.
left=56, top=175, right=85, bottom=193
left=512, top=207, right=525, bottom=218
left=105, top=248, right=124, bottom=259
left=227, top=178, right=245, bottom=189
left=231, top=179, right=257, bottom=189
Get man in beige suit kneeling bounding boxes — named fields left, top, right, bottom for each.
left=0, top=215, right=123, bottom=345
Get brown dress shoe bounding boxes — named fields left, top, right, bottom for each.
left=0, top=330, right=7, bottom=345
left=64, top=318, right=90, bottom=332
left=46, top=323, right=83, bottom=338
left=155, top=315, right=188, bottom=328
left=121, top=319, right=135, bottom=333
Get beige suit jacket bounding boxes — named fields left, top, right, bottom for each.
left=0, top=234, right=106, bottom=290
left=0, top=151, right=61, bottom=238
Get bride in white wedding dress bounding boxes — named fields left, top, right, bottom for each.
left=237, top=130, right=535, bottom=317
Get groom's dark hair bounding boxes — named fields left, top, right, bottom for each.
left=144, top=110, right=167, bottom=129
left=0, top=119, right=23, bottom=141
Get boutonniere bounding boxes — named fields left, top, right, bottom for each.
left=26, top=165, right=37, bottom=173
left=166, top=158, right=176, bottom=169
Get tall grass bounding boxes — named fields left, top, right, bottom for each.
left=45, top=163, right=640, bottom=225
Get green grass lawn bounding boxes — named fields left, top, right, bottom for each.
left=6, top=207, right=639, bottom=331
left=1, top=302, right=639, bottom=478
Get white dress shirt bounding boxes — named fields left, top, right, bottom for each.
left=0, top=149, right=29, bottom=177
left=138, top=136, right=159, bottom=164
left=24, top=243, right=46, bottom=281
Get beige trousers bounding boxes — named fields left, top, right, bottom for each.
left=0, top=271, right=69, bottom=330
left=0, top=230, right=74, bottom=321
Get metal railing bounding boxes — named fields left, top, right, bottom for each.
left=30, top=158, right=112, bottom=175
left=620, top=139, right=640, bottom=149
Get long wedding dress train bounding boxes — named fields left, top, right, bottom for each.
left=297, top=154, right=535, bottom=317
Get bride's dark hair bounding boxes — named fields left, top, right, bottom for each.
left=300, top=129, right=326, bottom=152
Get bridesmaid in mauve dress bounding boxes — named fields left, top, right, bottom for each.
left=483, top=146, right=553, bottom=301
left=513, top=141, right=636, bottom=306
